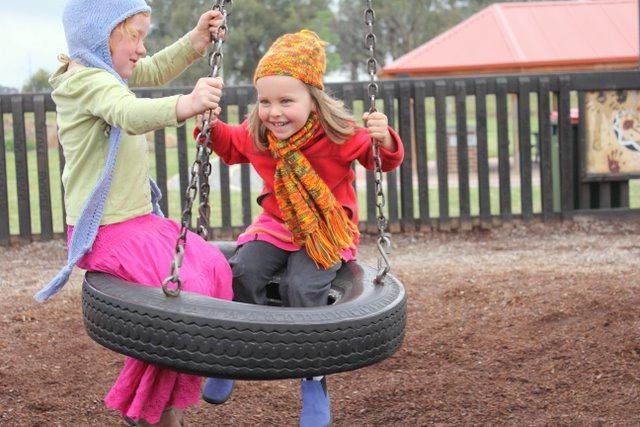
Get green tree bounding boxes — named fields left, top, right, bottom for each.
left=146, top=0, right=210, bottom=86
left=22, top=69, right=51, bottom=93
left=374, top=1, right=440, bottom=63
left=306, top=9, right=342, bottom=74
left=333, top=0, right=440, bottom=78
left=332, top=1, right=363, bottom=81
left=333, top=0, right=524, bottom=78
left=215, top=0, right=336, bottom=85
left=145, top=0, right=335, bottom=86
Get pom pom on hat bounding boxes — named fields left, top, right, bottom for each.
left=254, top=29, right=328, bottom=90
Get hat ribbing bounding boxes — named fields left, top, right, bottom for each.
left=254, top=29, right=327, bottom=90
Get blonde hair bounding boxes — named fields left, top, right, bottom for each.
left=109, top=11, right=150, bottom=51
left=248, top=85, right=356, bottom=149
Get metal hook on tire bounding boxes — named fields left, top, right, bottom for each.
left=374, top=234, right=391, bottom=284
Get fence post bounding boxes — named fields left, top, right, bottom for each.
left=176, top=119, right=189, bottom=216
left=237, top=87, right=253, bottom=227
left=517, top=77, right=533, bottom=220
left=434, top=80, right=449, bottom=229
left=382, top=82, right=401, bottom=233
left=496, top=78, right=512, bottom=222
left=398, top=81, right=414, bottom=231
left=455, top=81, right=471, bottom=228
left=11, top=96, right=32, bottom=242
left=558, top=76, right=574, bottom=218
left=57, top=141, right=67, bottom=237
left=34, top=95, right=54, bottom=240
left=475, top=79, right=491, bottom=227
left=412, top=81, right=430, bottom=230
left=537, top=78, right=554, bottom=219
left=0, top=100, right=9, bottom=245
left=217, top=101, right=232, bottom=237
left=152, top=91, right=169, bottom=216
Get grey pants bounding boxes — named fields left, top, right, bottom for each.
left=229, top=240, right=341, bottom=307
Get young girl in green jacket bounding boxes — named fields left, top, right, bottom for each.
left=37, top=1, right=232, bottom=425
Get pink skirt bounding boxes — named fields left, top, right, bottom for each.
left=71, top=214, right=232, bottom=423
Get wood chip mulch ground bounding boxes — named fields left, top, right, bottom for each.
left=2, top=217, right=640, bottom=426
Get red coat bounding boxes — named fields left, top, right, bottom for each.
left=203, top=121, right=404, bottom=226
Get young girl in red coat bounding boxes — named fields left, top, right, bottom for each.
left=196, top=29, right=404, bottom=426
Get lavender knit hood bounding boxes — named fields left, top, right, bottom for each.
left=35, top=0, right=163, bottom=302
left=63, top=0, right=151, bottom=83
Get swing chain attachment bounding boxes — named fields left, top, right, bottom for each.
left=372, top=142, right=391, bottom=284
left=364, top=0, right=391, bottom=285
left=162, top=0, right=231, bottom=297
left=162, top=245, right=184, bottom=297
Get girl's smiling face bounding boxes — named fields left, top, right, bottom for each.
left=255, top=75, right=315, bottom=140
left=109, top=13, right=150, bottom=80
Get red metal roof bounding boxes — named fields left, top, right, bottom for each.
left=382, top=0, right=639, bottom=77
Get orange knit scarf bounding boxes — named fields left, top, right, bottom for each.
left=267, top=113, right=359, bottom=269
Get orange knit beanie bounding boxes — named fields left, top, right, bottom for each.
left=253, top=29, right=327, bottom=90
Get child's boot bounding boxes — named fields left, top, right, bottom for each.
left=299, top=377, right=331, bottom=427
left=202, top=378, right=235, bottom=404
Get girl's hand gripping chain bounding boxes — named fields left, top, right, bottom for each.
left=189, top=10, right=226, bottom=55
left=176, top=77, right=224, bottom=122
left=194, top=108, right=221, bottom=137
left=176, top=10, right=227, bottom=122
left=362, top=111, right=396, bottom=152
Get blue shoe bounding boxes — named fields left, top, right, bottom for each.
left=202, top=378, right=235, bottom=404
left=300, top=377, right=331, bottom=427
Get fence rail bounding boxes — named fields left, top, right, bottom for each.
left=1, top=69, right=639, bottom=245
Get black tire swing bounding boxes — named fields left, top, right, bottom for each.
left=82, top=0, right=407, bottom=380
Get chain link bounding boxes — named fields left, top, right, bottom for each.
left=364, top=1, right=378, bottom=113
left=162, top=0, right=231, bottom=297
left=364, top=0, right=391, bottom=284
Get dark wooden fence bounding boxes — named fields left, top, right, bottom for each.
left=1, top=69, right=639, bottom=245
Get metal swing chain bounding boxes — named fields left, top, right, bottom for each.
left=364, top=0, right=391, bottom=284
left=196, top=0, right=232, bottom=240
left=162, top=0, right=232, bottom=297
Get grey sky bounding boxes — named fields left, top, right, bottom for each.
left=1, top=0, right=67, bottom=89
left=0, top=0, right=351, bottom=90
